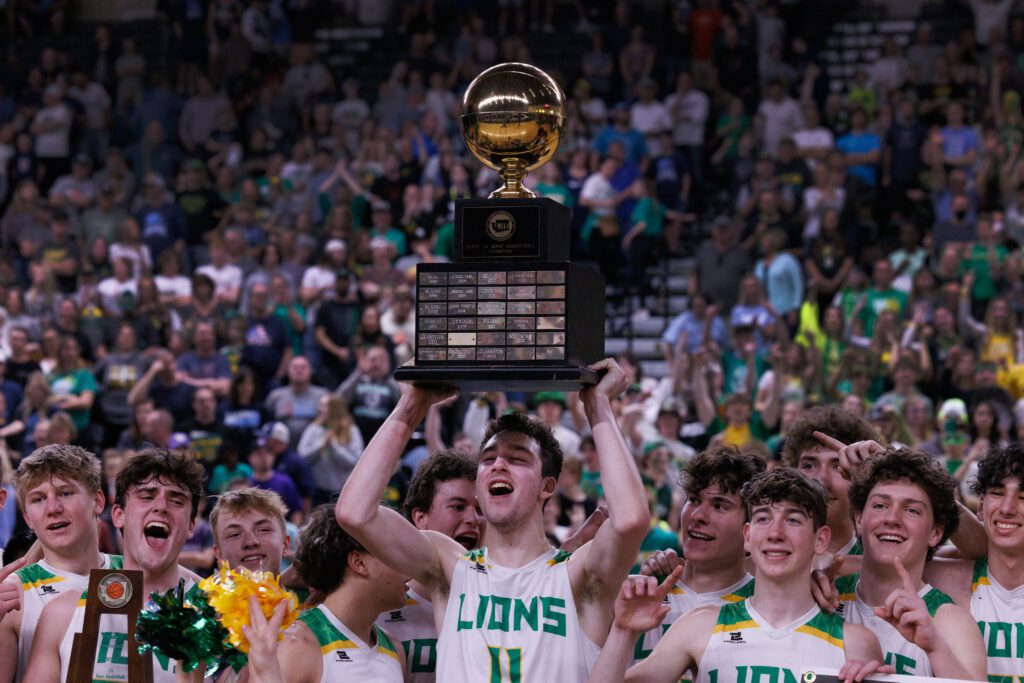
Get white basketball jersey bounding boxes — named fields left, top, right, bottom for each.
left=633, top=573, right=755, bottom=662
left=971, top=557, right=1024, bottom=681
left=58, top=578, right=197, bottom=682
left=436, top=547, right=601, bottom=683
left=300, top=604, right=404, bottom=682
left=13, top=553, right=121, bottom=683
left=835, top=573, right=952, bottom=676
left=696, top=600, right=846, bottom=683
left=377, top=588, right=438, bottom=682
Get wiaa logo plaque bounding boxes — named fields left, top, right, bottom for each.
left=485, top=210, right=516, bottom=242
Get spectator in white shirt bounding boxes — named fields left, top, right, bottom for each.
left=196, top=238, right=243, bottom=307
left=665, top=71, right=709, bottom=195
left=630, top=78, right=672, bottom=158
left=31, top=84, right=73, bottom=190
left=756, top=79, right=803, bottom=158
left=791, top=103, right=834, bottom=169
left=98, top=257, right=139, bottom=316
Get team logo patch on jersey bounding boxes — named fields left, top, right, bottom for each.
left=728, top=632, right=745, bottom=644
left=97, top=573, right=132, bottom=608
left=385, top=610, right=405, bottom=622
left=38, top=584, right=58, bottom=596
left=334, top=651, right=353, bottom=662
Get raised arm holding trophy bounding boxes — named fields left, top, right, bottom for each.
left=394, top=62, right=605, bottom=391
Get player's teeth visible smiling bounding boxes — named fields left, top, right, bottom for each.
left=688, top=531, right=714, bottom=540
left=489, top=482, right=513, bottom=495
left=144, top=521, right=170, bottom=538
left=877, top=534, right=904, bottom=543
left=995, top=521, right=1021, bottom=530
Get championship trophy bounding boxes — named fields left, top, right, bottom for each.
left=394, top=63, right=605, bottom=390
left=69, top=568, right=152, bottom=683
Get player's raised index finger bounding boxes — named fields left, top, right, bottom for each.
left=813, top=431, right=847, bottom=451
left=658, top=565, right=684, bottom=596
left=893, top=555, right=914, bottom=591
left=0, top=557, right=26, bottom=582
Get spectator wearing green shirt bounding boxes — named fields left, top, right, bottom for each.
left=366, top=200, right=407, bottom=256
left=623, top=179, right=688, bottom=298
left=47, top=335, right=98, bottom=439
left=270, top=272, right=307, bottom=356
left=534, top=163, right=573, bottom=207
left=692, top=345, right=781, bottom=450
left=861, top=257, right=907, bottom=336
left=959, top=214, right=1007, bottom=315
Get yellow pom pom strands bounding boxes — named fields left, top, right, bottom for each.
left=198, top=564, right=300, bottom=653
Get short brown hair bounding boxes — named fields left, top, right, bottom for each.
left=741, top=467, right=828, bottom=529
left=482, top=411, right=563, bottom=481
left=681, top=444, right=766, bottom=503
left=403, top=450, right=477, bottom=521
left=15, top=444, right=101, bottom=506
left=848, top=447, right=959, bottom=560
left=783, top=406, right=879, bottom=467
left=295, top=505, right=364, bottom=594
left=209, top=487, right=288, bottom=544
left=114, top=448, right=206, bottom=519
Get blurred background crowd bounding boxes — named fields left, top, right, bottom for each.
left=0, top=0, right=1020, bottom=572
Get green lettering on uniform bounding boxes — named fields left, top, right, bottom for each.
left=708, top=670, right=718, bottom=683
left=540, top=596, right=566, bottom=636
left=737, top=665, right=748, bottom=683
left=514, top=597, right=538, bottom=631
left=402, top=639, right=437, bottom=673
left=476, top=595, right=491, bottom=628
left=457, top=594, right=473, bottom=631
left=884, top=652, right=916, bottom=674
left=507, top=648, right=522, bottom=682
left=489, top=596, right=512, bottom=632
left=749, top=665, right=779, bottom=683
left=989, top=621, right=1014, bottom=658
left=489, top=646, right=502, bottom=683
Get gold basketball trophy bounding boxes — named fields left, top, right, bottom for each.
left=395, top=63, right=605, bottom=390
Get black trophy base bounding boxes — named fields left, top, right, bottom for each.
left=393, top=365, right=598, bottom=391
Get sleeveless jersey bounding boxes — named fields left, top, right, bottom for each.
left=299, top=604, right=403, bottom=682
left=436, top=547, right=601, bottom=683
left=837, top=535, right=863, bottom=557
left=13, top=553, right=122, bottom=683
left=633, top=574, right=755, bottom=662
left=696, top=600, right=846, bottom=683
left=971, top=557, right=1024, bottom=681
left=58, top=578, right=198, bottom=682
left=835, top=573, right=953, bottom=675
left=377, top=588, right=438, bottom=682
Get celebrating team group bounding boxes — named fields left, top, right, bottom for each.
left=2, top=357, right=1023, bottom=682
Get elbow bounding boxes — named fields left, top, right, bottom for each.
left=334, top=491, right=371, bottom=531
left=611, top=503, right=651, bottom=538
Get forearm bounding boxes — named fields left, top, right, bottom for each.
left=927, top=638, right=980, bottom=680
left=588, top=625, right=637, bottom=683
left=949, top=502, right=988, bottom=558
left=586, top=396, right=648, bottom=530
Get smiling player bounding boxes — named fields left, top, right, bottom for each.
left=25, top=449, right=205, bottom=682
left=337, top=358, right=650, bottom=681
left=0, top=445, right=121, bottom=683
left=211, top=487, right=291, bottom=575
left=590, top=468, right=890, bottom=683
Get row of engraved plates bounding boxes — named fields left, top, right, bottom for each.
left=415, top=269, right=567, bottom=362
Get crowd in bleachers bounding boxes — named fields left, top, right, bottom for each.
left=0, top=0, right=1021, bottom=569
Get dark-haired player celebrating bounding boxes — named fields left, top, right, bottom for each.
left=377, top=449, right=482, bottom=682
left=920, top=443, right=1024, bottom=679
left=633, top=445, right=763, bottom=661
left=834, top=447, right=985, bottom=679
left=26, top=449, right=206, bottom=682
left=246, top=505, right=407, bottom=682
left=338, top=359, right=650, bottom=681
left=590, top=468, right=890, bottom=683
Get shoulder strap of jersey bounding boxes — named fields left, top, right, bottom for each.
left=373, top=625, right=401, bottom=661
left=835, top=572, right=859, bottom=602
left=922, top=587, right=955, bottom=617
left=108, top=555, right=124, bottom=570
left=712, top=600, right=756, bottom=632
left=797, top=609, right=845, bottom=649
left=971, top=557, right=990, bottom=593
left=16, top=562, right=62, bottom=590
left=300, top=606, right=356, bottom=652
left=724, top=576, right=755, bottom=602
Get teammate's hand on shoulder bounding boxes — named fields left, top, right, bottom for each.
left=613, top=565, right=684, bottom=634
left=583, top=358, right=629, bottom=403
left=639, top=548, right=683, bottom=580
left=0, top=557, right=26, bottom=618
left=810, top=554, right=845, bottom=614
left=874, top=557, right=940, bottom=653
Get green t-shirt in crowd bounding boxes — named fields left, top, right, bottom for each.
left=48, top=368, right=99, bottom=433
left=861, top=287, right=907, bottom=336
left=960, top=243, right=1008, bottom=301
left=630, top=197, right=667, bottom=238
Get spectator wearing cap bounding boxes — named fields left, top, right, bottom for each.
left=299, top=238, right=346, bottom=307
left=196, top=237, right=243, bottom=307
left=248, top=438, right=305, bottom=523
left=336, top=344, right=400, bottom=444
left=80, top=179, right=127, bottom=248
left=367, top=200, right=407, bottom=256
left=314, top=269, right=359, bottom=387
left=651, top=399, right=696, bottom=465
left=179, top=386, right=225, bottom=467
left=380, top=286, right=415, bottom=365
left=691, top=216, right=751, bottom=312
left=259, top=420, right=315, bottom=517
left=533, top=391, right=582, bottom=460
left=49, top=154, right=97, bottom=213
left=395, top=226, right=447, bottom=277
left=592, top=103, right=647, bottom=167
left=133, top=171, right=186, bottom=262
left=31, top=84, right=73, bottom=191
left=241, top=280, right=292, bottom=390
left=264, top=355, right=327, bottom=450
left=37, top=209, right=81, bottom=294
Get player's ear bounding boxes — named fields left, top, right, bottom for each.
left=347, top=550, right=370, bottom=578
left=111, top=504, right=125, bottom=530
left=928, top=524, right=943, bottom=551
left=742, top=522, right=751, bottom=554
left=93, top=489, right=105, bottom=516
left=853, top=511, right=862, bottom=537
left=814, top=524, right=831, bottom=555
left=411, top=508, right=429, bottom=530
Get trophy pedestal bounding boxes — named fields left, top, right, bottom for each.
left=455, top=197, right=570, bottom=261
left=393, top=365, right=598, bottom=391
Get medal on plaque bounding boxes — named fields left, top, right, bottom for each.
left=69, top=569, right=153, bottom=683
left=394, top=63, right=605, bottom=390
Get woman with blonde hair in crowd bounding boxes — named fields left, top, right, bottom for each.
left=297, top=393, right=364, bottom=505
left=959, top=287, right=1019, bottom=369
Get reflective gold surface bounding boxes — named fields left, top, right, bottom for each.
left=460, top=63, right=566, bottom=198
